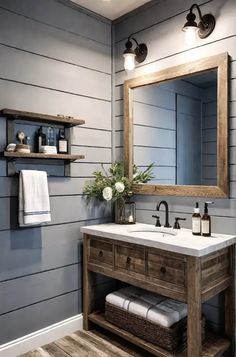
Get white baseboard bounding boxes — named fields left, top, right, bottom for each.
left=0, top=313, right=83, bottom=357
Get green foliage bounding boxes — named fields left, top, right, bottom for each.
left=83, top=162, right=154, bottom=202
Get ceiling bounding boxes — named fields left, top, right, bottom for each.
left=69, top=0, right=151, bottom=20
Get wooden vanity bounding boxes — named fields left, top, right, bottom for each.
left=81, top=223, right=235, bottom=357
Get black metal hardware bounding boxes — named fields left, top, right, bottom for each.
left=160, top=266, right=166, bottom=274
left=152, top=215, right=161, bottom=227
left=156, top=201, right=171, bottom=228
left=173, top=217, right=186, bottom=229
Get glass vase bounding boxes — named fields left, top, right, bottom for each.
left=114, top=200, right=136, bottom=224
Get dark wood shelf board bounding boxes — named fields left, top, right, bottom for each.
left=1, top=108, right=85, bottom=126
left=2, top=151, right=84, bottom=161
left=88, top=311, right=231, bottom=357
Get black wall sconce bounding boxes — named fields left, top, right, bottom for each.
left=123, top=35, right=148, bottom=71
left=182, top=4, right=215, bottom=45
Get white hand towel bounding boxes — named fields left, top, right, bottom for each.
left=106, top=286, right=144, bottom=310
left=128, top=298, right=153, bottom=319
left=141, top=292, right=165, bottom=305
left=19, top=170, right=51, bottom=227
left=147, top=299, right=188, bottom=327
left=105, top=286, right=188, bottom=327
left=106, top=290, right=131, bottom=309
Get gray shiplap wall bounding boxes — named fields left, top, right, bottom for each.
left=113, top=0, right=236, bottom=332
left=0, top=0, right=112, bottom=344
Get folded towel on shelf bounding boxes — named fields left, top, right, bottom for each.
left=19, top=170, right=51, bottom=227
left=106, top=286, right=187, bottom=327
left=147, top=299, right=188, bottom=327
left=106, top=286, right=144, bottom=310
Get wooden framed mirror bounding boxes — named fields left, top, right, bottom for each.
left=124, top=53, right=228, bottom=197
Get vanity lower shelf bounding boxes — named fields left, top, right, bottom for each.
left=89, top=310, right=230, bottom=357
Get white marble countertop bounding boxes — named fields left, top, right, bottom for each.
left=81, top=223, right=236, bottom=257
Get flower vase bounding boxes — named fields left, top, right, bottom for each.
left=114, top=200, right=136, bottom=224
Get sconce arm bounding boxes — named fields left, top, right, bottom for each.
left=127, top=35, right=139, bottom=47
left=190, top=4, right=204, bottom=22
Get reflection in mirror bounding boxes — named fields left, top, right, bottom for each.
left=133, top=70, right=217, bottom=186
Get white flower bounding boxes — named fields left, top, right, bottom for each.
left=102, top=187, right=113, bottom=201
left=115, top=182, right=125, bottom=193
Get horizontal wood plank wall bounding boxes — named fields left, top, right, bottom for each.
left=113, top=0, right=236, bottom=332
left=0, top=0, right=112, bottom=344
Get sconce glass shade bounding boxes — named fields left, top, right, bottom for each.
left=183, top=26, right=199, bottom=45
left=123, top=52, right=136, bottom=71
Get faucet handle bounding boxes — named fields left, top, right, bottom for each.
left=173, top=217, right=186, bottom=229
left=152, top=215, right=161, bottom=227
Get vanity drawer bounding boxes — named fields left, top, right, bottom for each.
left=147, top=252, right=186, bottom=286
left=115, top=245, right=145, bottom=275
left=89, top=238, right=113, bottom=266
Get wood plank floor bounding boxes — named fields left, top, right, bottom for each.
left=19, top=328, right=154, bottom=357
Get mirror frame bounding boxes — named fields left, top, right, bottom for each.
left=124, top=52, right=229, bottom=197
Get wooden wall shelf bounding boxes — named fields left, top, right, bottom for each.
left=1, top=107, right=86, bottom=176
left=2, top=151, right=84, bottom=161
left=1, top=108, right=85, bottom=127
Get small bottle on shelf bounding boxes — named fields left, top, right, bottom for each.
left=201, top=202, right=214, bottom=237
left=58, top=129, right=68, bottom=154
left=192, top=202, right=201, bottom=235
left=36, top=126, right=46, bottom=152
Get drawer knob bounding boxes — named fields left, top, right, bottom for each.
left=98, top=250, right=103, bottom=258
left=160, top=266, right=166, bottom=274
left=127, top=257, right=131, bottom=264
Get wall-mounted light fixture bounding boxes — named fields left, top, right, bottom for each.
left=123, top=35, right=148, bottom=71
left=182, top=4, right=215, bottom=45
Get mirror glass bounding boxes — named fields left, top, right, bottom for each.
left=133, top=70, right=217, bottom=186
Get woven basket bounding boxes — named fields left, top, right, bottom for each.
left=105, top=302, right=205, bottom=351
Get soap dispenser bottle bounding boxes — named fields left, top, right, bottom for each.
left=192, top=202, right=201, bottom=235
left=201, top=202, right=214, bottom=237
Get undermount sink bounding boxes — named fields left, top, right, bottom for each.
left=128, top=227, right=177, bottom=238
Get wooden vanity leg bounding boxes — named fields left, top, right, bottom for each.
left=83, top=234, right=94, bottom=330
left=187, top=256, right=202, bottom=357
left=225, top=245, right=235, bottom=355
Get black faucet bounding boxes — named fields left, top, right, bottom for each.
left=156, top=201, right=171, bottom=228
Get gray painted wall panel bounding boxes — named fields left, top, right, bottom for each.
left=0, top=81, right=111, bottom=130
left=0, top=264, right=81, bottom=314
left=0, top=46, right=111, bottom=101
left=0, top=0, right=111, bottom=45
left=0, top=290, right=82, bottom=345
left=71, top=128, right=111, bottom=147
left=70, top=163, right=111, bottom=177
left=0, top=8, right=111, bottom=74
left=0, top=219, right=110, bottom=282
